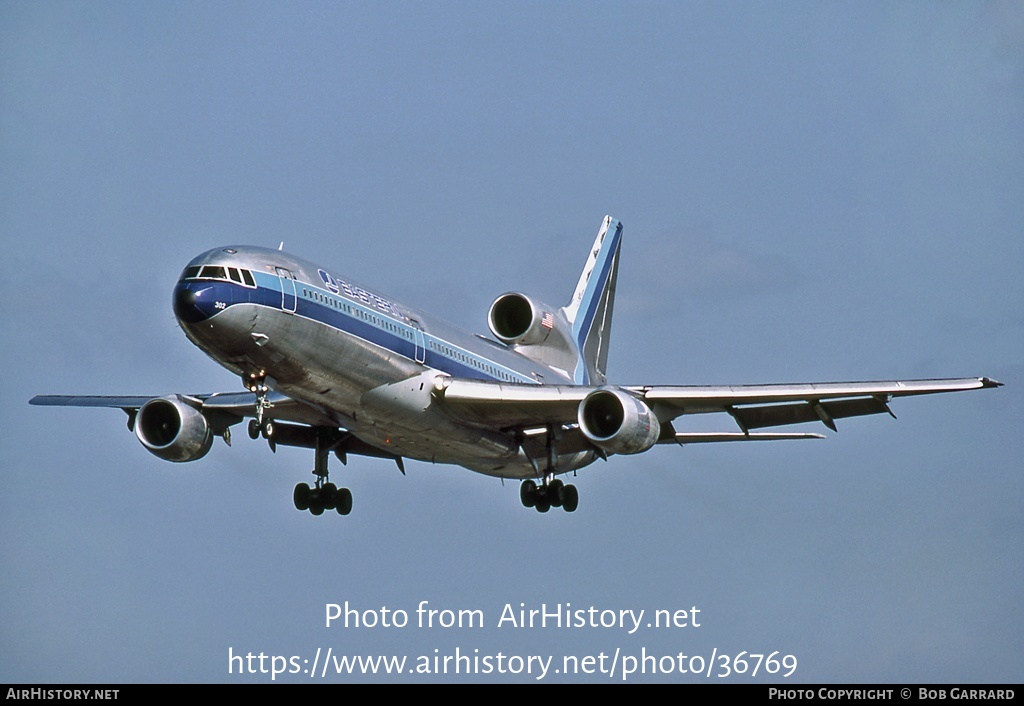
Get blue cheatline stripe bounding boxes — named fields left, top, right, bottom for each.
left=570, top=219, right=622, bottom=384
left=200, top=275, right=535, bottom=384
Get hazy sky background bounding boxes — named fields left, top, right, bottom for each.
left=2, top=1, right=1021, bottom=683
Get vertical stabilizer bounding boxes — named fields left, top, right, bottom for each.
left=563, top=216, right=622, bottom=385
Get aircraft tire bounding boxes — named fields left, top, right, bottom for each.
left=535, top=496, right=550, bottom=513
left=307, top=495, right=323, bottom=518
left=322, top=482, right=338, bottom=510
left=562, top=484, right=579, bottom=513
left=548, top=479, right=564, bottom=507
left=262, top=420, right=274, bottom=438
left=293, top=482, right=311, bottom=511
left=248, top=419, right=260, bottom=440
left=336, top=488, right=353, bottom=515
left=520, top=480, right=537, bottom=508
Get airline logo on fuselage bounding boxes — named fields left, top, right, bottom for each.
left=318, top=269, right=400, bottom=317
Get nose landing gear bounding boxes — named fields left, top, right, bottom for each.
left=244, top=371, right=275, bottom=440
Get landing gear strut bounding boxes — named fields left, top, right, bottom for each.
left=292, top=428, right=352, bottom=516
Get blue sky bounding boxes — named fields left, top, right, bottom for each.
left=2, top=1, right=1021, bottom=683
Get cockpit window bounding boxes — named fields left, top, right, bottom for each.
left=200, top=266, right=226, bottom=280
left=182, top=264, right=256, bottom=287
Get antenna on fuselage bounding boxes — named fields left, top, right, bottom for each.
left=278, top=242, right=284, bottom=251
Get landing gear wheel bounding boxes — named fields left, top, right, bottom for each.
left=248, top=419, right=260, bottom=440
left=309, top=502, right=324, bottom=516
left=547, top=479, right=565, bottom=507
left=293, top=482, right=311, bottom=511
left=321, top=482, right=338, bottom=510
left=335, top=487, right=353, bottom=515
left=562, top=484, right=579, bottom=513
left=520, top=480, right=537, bottom=508
left=261, top=420, right=274, bottom=439
left=535, top=496, right=551, bottom=513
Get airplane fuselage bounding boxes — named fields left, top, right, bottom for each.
left=172, top=245, right=595, bottom=478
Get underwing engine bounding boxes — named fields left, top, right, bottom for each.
left=577, top=388, right=660, bottom=455
left=135, top=395, right=214, bottom=462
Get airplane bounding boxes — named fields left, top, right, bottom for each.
left=31, top=216, right=1001, bottom=515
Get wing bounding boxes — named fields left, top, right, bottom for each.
left=630, top=377, right=1002, bottom=434
left=30, top=391, right=334, bottom=427
left=436, top=376, right=1002, bottom=447
left=28, top=391, right=398, bottom=462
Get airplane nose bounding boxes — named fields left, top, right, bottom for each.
left=173, top=282, right=212, bottom=324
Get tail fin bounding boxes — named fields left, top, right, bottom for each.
left=563, top=216, right=623, bottom=385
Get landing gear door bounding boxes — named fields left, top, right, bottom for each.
left=276, top=267, right=297, bottom=313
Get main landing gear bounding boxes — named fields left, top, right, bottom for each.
left=520, top=476, right=579, bottom=513
left=517, top=425, right=580, bottom=513
left=291, top=429, right=353, bottom=516
left=293, top=479, right=352, bottom=516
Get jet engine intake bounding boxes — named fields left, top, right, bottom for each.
left=487, top=293, right=556, bottom=346
left=135, top=396, right=214, bottom=462
left=578, top=388, right=660, bottom=455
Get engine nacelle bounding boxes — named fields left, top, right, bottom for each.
left=135, top=396, right=214, bottom=462
left=488, top=292, right=558, bottom=346
left=577, top=388, right=661, bottom=455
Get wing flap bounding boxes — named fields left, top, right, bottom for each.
left=730, top=396, right=892, bottom=431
